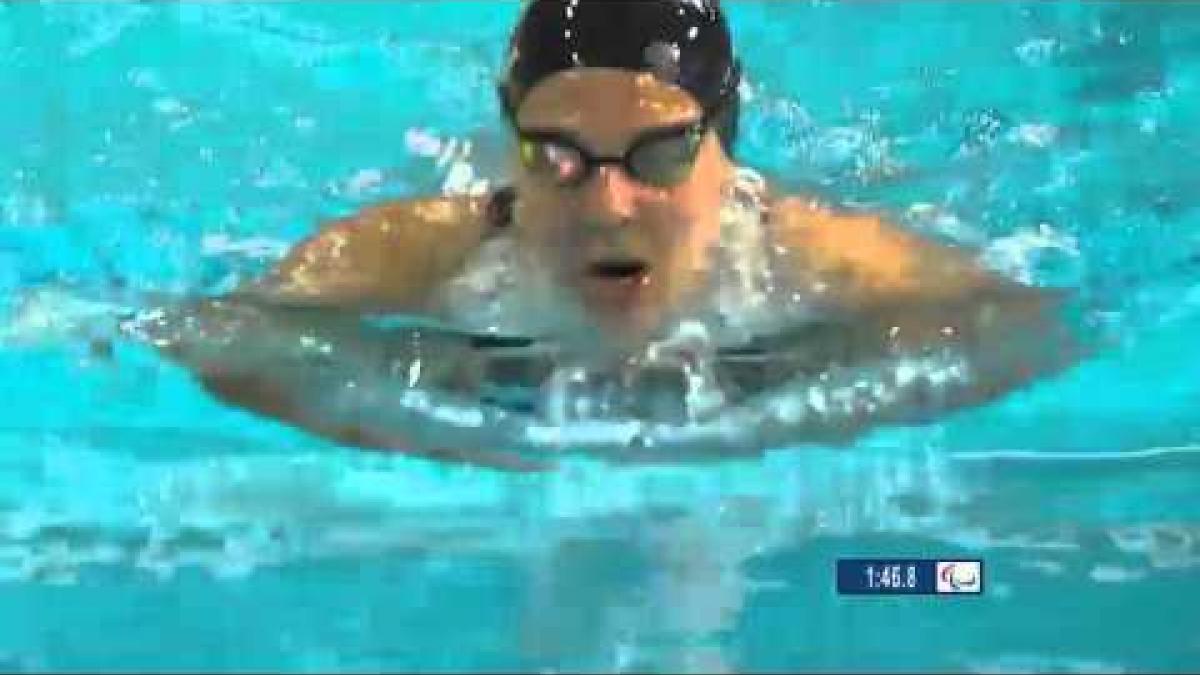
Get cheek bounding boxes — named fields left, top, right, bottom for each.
left=514, top=188, right=557, bottom=234
left=632, top=202, right=687, bottom=252
left=678, top=219, right=723, bottom=271
left=513, top=197, right=577, bottom=267
left=657, top=189, right=722, bottom=257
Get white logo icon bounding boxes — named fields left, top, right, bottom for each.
left=936, top=561, right=982, bottom=593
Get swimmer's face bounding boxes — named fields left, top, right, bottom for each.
left=511, top=68, right=733, bottom=341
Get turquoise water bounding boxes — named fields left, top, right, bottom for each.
left=1, top=1, right=1199, bottom=671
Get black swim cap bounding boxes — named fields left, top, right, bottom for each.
left=500, top=0, right=742, bottom=156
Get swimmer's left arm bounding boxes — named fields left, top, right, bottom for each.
left=767, top=198, right=1083, bottom=420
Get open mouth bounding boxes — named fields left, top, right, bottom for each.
left=587, top=259, right=649, bottom=281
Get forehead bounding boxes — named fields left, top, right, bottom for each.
left=515, top=68, right=704, bottom=142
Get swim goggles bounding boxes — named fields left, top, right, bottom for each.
left=501, top=85, right=736, bottom=188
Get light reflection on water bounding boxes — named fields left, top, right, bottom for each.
left=0, top=434, right=1196, bottom=671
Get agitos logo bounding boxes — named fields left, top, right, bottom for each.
left=936, top=561, right=983, bottom=594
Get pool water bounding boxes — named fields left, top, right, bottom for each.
left=1, top=1, right=1199, bottom=671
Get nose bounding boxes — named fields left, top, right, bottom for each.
left=578, top=165, right=637, bottom=227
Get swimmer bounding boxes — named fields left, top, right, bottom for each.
left=164, top=0, right=1080, bottom=467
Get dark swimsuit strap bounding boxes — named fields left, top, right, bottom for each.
left=486, top=186, right=516, bottom=232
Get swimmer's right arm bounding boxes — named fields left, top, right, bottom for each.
left=145, top=195, right=550, bottom=471
left=145, top=294, right=550, bottom=472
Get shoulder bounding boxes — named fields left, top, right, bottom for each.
left=338, top=193, right=493, bottom=239
left=765, top=195, right=998, bottom=309
left=244, top=193, right=502, bottom=311
left=295, top=193, right=495, bottom=276
left=767, top=196, right=925, bottom=280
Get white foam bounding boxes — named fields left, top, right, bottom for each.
left=201, top=233, right=290, bottom=259
left=1009, top=122, right=1059, bottom=149
left=404, top=128, right=443, bottom=157
left=980, top=222, right=1081, bottom=285
left=0, top=287, right=124, bottom=347
left=1014, top=37, right=1061, bottom=66
left=1089, top=564, right=1146, bottom=584
left=967, top=655, right=1125, bottom=675
left=345, top=168, right=384, bottom=197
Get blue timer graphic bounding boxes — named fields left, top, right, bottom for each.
left=837, top=559, right=984, bottom=595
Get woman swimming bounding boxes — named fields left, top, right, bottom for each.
left=157, top=0, right=1079, bottom=468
